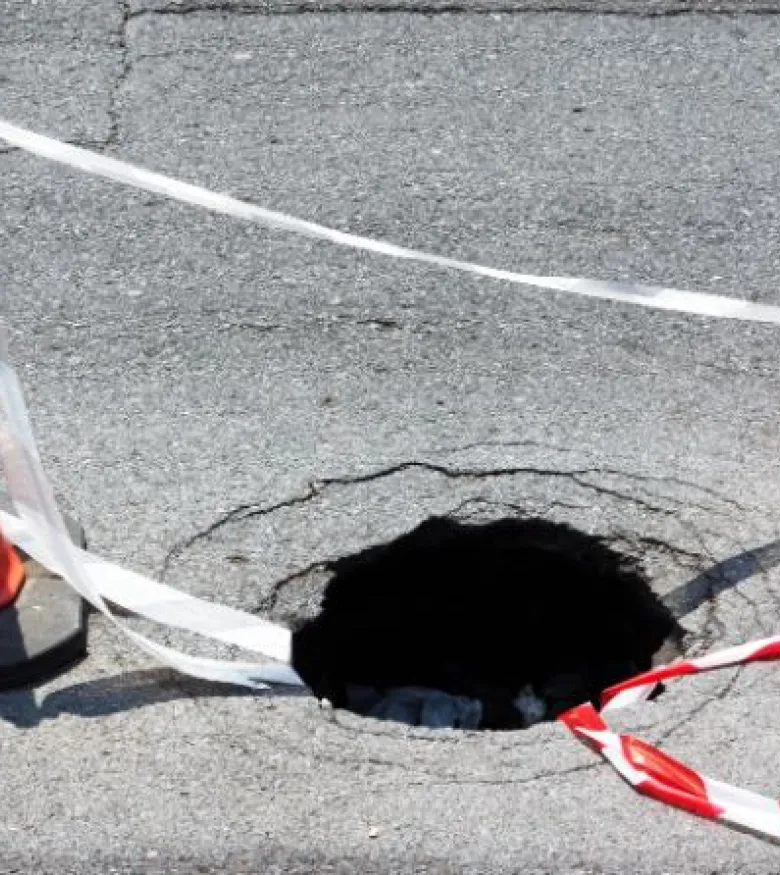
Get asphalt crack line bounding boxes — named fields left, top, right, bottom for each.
left=129, top=4, right=780, bottom=19
left=159, top=460, right=697, bottom=577
left=401, top=761, right=601, bottom=789
left=610, top=533, right=706, bottom=568
left=424, top=441, right=749, bottom=515
left=732, top=586, right=767, bottom=634
left=308, top=712, right=598, bottom=785
left=700, top=596, right=728, bottom=651
left=655, top=665, right=744, bottom=747
left=107, top=0, right=132, bottom=151
left=254, top=560, right=328, bottom=613
left=254, top=496, right=708, bottom=618
left=442, top=494, right=591, bottom=520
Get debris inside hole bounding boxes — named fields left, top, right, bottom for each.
left=291, top=517, right=684, bottom=730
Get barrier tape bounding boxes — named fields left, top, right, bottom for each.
left=562, top=637, right=780, bottom=841
left=3, top=118, right=780, bottom=841
left=0, top=340, right=303, bottom=689
left=3, top=119, right=780, bottom=325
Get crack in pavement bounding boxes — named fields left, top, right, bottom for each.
left=699, top=596, right=728, bottom=652
left=129, top=4, right=780, bottom=19
left=107, top=0, right=132, bottom=151
left=159, top=459, right=715, bottom=578
left=656, top=520, right=742, bottom=646
left=254, top=560, right=328, bottom=614
left=389, top=760, right=601, bottom=789
left=254, top=497, right=711, bottom=621
left=732, top=586, right=767, bottom=634
left=233, top=703, right=484, bottom=781
left=255, top=489, right=617, bottom=614
left=665, top=536, right=780, bottom=630
left=441, top=494, right=591, bottom=522
left=655, top=665, right=743, bottom=747
left=148, top=455, right=767, bottom=787
left=286, top=702, right=597, bottom=785
left=611, top=533, right=706, bottom=568
left=426, top=441, right=748, bottom=516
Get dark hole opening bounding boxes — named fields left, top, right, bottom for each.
left=292, top=517, right=684, bottom=730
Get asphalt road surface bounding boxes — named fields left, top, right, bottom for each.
left=4, top=1, right=780, bottom=872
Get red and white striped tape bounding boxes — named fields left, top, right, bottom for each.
left=560, top=637, right=780, bottom=840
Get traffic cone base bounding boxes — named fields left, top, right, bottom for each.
left=0, top=514, right=88, bottom=691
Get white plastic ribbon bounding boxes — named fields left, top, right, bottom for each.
left=0, top=343, right=303, bottom=689
left=2, top=118, right=780, bottom=325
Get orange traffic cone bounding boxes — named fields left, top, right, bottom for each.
left=0, top=528, right=25, bottom=610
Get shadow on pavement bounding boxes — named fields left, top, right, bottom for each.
left=0, top=668, right=308, bottom=729
left=663, top=538, right=780, bottom=619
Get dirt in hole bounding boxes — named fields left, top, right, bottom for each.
left=292, top=517, right=685, bottom=730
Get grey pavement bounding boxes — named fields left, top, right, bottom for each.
left=4, top=1, right=780, bottom=871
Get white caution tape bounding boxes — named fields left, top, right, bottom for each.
left=3, top=118, right=780, bottom=325
left=0, top=347, right=303, bottom=689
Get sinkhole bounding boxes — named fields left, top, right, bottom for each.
left=291, top=517, right=684, bottom=730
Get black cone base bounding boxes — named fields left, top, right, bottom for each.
left=0, top=515, right=88, bottom=691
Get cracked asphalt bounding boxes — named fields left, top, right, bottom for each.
left=4, top=0, right=780, bottom=871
